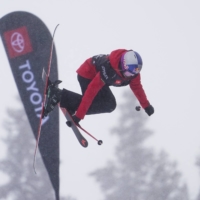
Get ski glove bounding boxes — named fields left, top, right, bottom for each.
left=72, top=115, right=81, bottom=125
left=145, top=105, right=154, bottom=116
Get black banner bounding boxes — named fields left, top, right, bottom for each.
left=0, top=11, right=59, bottom=200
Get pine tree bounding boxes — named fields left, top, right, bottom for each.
left=0, top=106, right=55, bottom=199
left=90, top=91, right=189, bottom=200
left=196, top=155, right=200, bottom=200
left=0, top=102, right=75, bottom=200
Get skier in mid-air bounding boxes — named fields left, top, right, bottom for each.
left=44, top=49, right=154, bottom=124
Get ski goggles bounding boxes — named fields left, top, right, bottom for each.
left=123, top=70, right=137, bottom=77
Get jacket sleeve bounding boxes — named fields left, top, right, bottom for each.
left=129, top=74, right=150, bottom=109
left=76, top=58, right=97, bottom=79
left=76, top=72, right=105, bottom=119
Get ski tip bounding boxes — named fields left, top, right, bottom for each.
left=55, top=24, right=60, bottom=30
left=33, top=160, right=37, bottom=175
left=81, top=139, right=88, bottom=148
left=98, top=140, right=103, bottom=145
left=33, top=167, right=37, bottom=175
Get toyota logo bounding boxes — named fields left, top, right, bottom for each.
left=11, top=32, right=25, bottom=53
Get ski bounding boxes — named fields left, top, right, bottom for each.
left=76, top=124, right=103, bottom=145
left=59, top=105, right=88, bottom=147
left=33, top=24, right=59, bottom=173
left=60, top=104, right=103, bottom=147
left=41, top=69, right=88, bottom=148
left=41, top=69, right=103, bottom=147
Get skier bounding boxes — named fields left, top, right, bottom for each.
left=44, top=49, right=154, bottom=124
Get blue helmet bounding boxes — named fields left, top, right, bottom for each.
left=120, top=51, right=143, bottom=77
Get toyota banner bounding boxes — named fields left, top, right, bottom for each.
left=0, top=11, right=60, bottom=200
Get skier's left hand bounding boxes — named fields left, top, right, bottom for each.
left=145, top=105, right=154, bottom=116
left=72, top=114, right=81, bottom=125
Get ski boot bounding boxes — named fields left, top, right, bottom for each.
left=42, top=80, right=62, bottom=118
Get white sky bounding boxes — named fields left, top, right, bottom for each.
left=0, top=0, right=200, bottom=200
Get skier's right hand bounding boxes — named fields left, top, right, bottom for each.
left=72, top=115, right=81, bottom=125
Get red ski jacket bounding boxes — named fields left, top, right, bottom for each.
left=76, top=49, right=150, bottom=119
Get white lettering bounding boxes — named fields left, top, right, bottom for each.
left=41, top=115, right=49, bottom=125
left=30, top=92, right=42, bottom=105
left=19, top=59, right=49, bottom=125
left=35, top=105, right=42, bottom=112
left=36, top=113, right=49, bottom=125
left=19, top=60, right=31, bottom=70
left=102, top=66, right=108, bottom=79
left=27, top=81, right=39, bottom=92
left=22, top=71, right=34, bottom=83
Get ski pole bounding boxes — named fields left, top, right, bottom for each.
left=135, top=106, right=141, bottom=111
left=77, top=124, right=103, bottom=145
